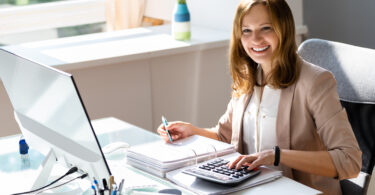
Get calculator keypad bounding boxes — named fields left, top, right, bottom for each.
left=183, top=158, right=261, bottom=185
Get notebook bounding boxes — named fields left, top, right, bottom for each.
left=126, top=135, right=236, bottom=177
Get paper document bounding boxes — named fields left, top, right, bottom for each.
left=126, top=135, right=236, bottom=177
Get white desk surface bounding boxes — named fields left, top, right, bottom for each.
left=0, top=117, right=320, bottom=194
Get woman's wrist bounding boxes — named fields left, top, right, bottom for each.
left=192, top=127, right=220, bottom=141
left=190, top=125, right=199, bottom=136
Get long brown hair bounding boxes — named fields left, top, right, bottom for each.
left=229, top=0, right=299, bottom=97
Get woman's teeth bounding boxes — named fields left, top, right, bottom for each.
left=252, top=46, right=270, bottom=52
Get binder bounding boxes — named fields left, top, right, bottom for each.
left=126, top=135, right=236, bottom=177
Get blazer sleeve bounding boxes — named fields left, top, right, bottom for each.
left=209, top=98, right=234, bottom=144
left=307, top=71, right=362, bottom=180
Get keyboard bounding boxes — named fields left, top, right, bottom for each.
left=182, top=158, right=261, bottom=185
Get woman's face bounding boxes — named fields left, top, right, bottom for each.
left=241, top=4, right=279, bottom=69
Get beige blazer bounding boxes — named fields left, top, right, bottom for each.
left=212, top=58, right=362, bottom=195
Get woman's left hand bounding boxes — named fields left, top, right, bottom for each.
left=228, top=149, right=275, bottom=170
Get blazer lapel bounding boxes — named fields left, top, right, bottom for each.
left=277, top=57, right=303, bottom=150
left=276, top=82, right=296, bottom=178
left=232, top=94, right=251, bottom=154
left=276, top=83, right=296, bottom=150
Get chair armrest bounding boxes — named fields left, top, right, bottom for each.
left=366, top=168, right=375, bottom=195
left=340, top=171, right=370, bottom=195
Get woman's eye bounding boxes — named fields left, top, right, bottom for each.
left=262, top=26, right=272, bottom=31
left=242, top=29, right=251, bottom=34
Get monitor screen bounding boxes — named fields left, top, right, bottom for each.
left=0, top=48, right=111, bottom=180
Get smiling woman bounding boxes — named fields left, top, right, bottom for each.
left=240, top=4, right=279, bottom=76
left=230, top=0, right=299, bottom=97
left=155, top=1, right=361, bottom=194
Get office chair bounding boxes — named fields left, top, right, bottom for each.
left=298, top=38, right=375, bottom=195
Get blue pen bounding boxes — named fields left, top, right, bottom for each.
left=162, top=116, right=173, bottom=143
left=93, top=177, right=99, bottom=189
left=91, top=184, right=97, bottom=195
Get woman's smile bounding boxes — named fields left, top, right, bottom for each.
left=252, top=45, right=270, bottom=52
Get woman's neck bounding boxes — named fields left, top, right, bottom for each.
left=260, top=64, right=271, bottom=77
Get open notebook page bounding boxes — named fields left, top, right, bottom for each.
left=127, top=135, right=235, bottom=164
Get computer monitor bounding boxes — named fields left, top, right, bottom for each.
left=0, top=48, right=111, bottom=185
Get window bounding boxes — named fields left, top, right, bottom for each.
left=0, top=0, right=106, bottom=45
left=0, top=0, right=63, bottom=6
left=0, top=0, right=169, bottom=46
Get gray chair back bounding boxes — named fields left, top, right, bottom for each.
left=298, top=38, right=375, bottom=195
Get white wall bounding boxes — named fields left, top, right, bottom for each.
left=190, top=0, right=303, bottom=32
left=189, top=0, right=240, bottom=32
left=303, top=0, right=375, bottom=49
left=146, top=0, right=303, bottom=32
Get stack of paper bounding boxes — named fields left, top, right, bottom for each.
left=126, top=135, right=236, bottom=177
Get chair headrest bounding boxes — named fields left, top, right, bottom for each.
left=298, top=39, right=375, bottom=104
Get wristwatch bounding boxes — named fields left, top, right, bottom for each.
left=273, top=146, right=280, bottom=166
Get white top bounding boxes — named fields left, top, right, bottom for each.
left=243, top=85, right=281, bottom=154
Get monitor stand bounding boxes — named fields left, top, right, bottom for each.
left=32, top=149, right=56, bottom=190
left=31, top=149, right=86, bottom=194
left=13, top=112, right=88, bottom=194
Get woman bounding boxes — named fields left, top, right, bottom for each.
left=157, top=0, right=361, bottom=194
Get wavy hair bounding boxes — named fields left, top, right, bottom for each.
left=229, top=0, right=299, bottom=97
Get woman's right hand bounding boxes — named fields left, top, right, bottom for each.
left=157, top=121, right=196, bottom=142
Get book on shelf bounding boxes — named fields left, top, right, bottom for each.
left=126, top=135, right=282, bottom=194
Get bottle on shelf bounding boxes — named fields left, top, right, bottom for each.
left=172, top=0, right=191, bottom=41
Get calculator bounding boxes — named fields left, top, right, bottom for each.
left=182, top=158, right=261, bottom=185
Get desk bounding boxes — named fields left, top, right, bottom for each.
left=0, top=117, right=320, bottom=194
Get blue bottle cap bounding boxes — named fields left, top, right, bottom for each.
left=174, top=3, right=190, bottom=22
left=19, top=139, right=29, bottom=155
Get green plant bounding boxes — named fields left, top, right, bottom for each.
left=178, top=0, right=186, bottom=4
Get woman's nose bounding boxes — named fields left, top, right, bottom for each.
left=251, top=31, right=263, bottom=44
